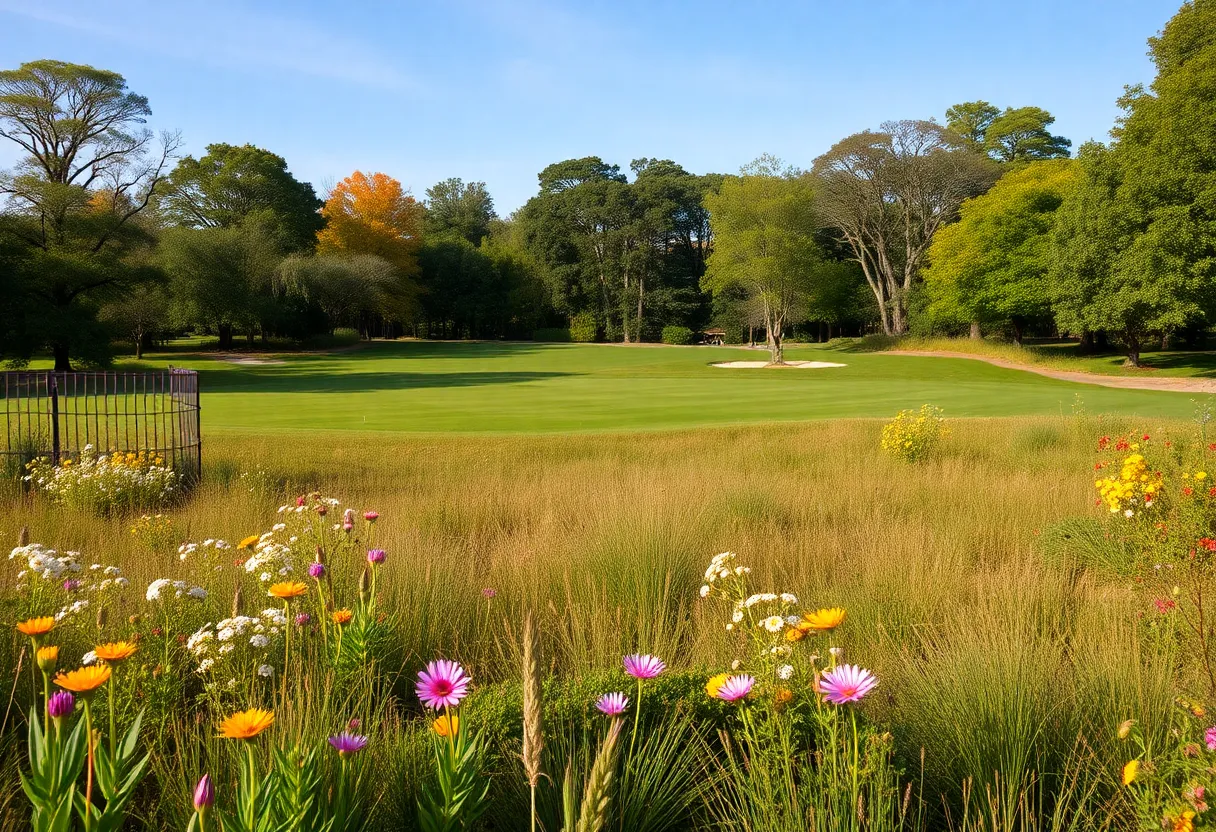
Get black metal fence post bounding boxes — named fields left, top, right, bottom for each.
left=48, top=372, right=60, bottom=464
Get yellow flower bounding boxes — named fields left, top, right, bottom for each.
left=36, top=645, right=59, bottom=672
left=332, top=608, right=353, bottom=625
left=94, top=641, right=138, bottom=663
left=1173, top=811, right=1195, bottom=832
left=785, top=627, right=807, bottom=643
left=237, top=534, right=261, bottom=550
left=218, top=708, right=275, bottom=740
left=1121, top=760, right=1139, bottom=786
left=17, top=616, right=56, bottom=637
left=433, top=714, right=459, bottom=737
left=800, top=608, right=846, bottom=632
left=706, top=673, right=729, bottom=698
left=1197, top=472, right=1208, bottom=482
left=268, top=582, right=308, bottom=600
left=54, top=665, right=112, bottom=694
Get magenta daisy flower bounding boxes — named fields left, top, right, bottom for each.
left=818, top=664, right=878, bottom=705
left=623, top=653, right=666, bottom=680
left=328, top=732, right=369, bottom=757
left=47, top=690, right=75, bottom=719
left=1206, top=726, right=1216, bottom=752
left=716, top=675, right=755, bottom=702
left=367, top=549, right=386, bottom=565
left=416, top=659, right=471, bottom=709
left=596, top=692, right=629, bottom=716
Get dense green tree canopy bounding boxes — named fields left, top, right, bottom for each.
left=923, top=159, right=1077, bottom=341
left=160, top=143, right=323, bottom=251
left=0, top=60, right=177, bottom=368
left=702, top=157, right=820, bottom=363
left=1050, top=0, right=1216, bottom=363
left=424, top=178, right=497, bottom=245
left=947, top=100, right=1071, bottom=163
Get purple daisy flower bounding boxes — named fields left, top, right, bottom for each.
left=308, top=562, right=326, bottom=579
left=715, top=675, right=755, bottom=702
left=367, top=549, right=386, bottom=565
left=328, top=732, right=369, bottom=757
left=416, top=659, right=471, bottom=709
left=596, top=692, right=629, bottom=716
left=623, top=653, right=666, bottom=680
left=818, top=664, right=878, bottom=705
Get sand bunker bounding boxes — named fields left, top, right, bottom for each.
left=712, top=360, right=846, bottom=369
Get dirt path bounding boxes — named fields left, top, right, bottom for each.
left=891, top=350, right=1216, bottom=394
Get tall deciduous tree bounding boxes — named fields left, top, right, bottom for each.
left=1050, top=0, right=1216, bottom=365
left=316, top=171, right=424, bottom=324
left=0, top=60, right=179, bottom=369
left=276, top=253, right=399, bottom=334
left=160, top=226, right=281, bottom=349
left=160, top=143, right=323, bottom=250
left=424, top=178, right=496, bottom=245
left=923, top=159, right=1077, bottom=343
left=985, top=107, right=1072, bottom=163
left=812, top=120, right=996, bottom=336
left=945, top=101, right=1000, bottom=152
left=702, top=156, right=819, bottom=364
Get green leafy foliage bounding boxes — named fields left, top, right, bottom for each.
left=660, top=326, right=693, bottom=345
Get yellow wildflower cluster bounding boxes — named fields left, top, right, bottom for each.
left=880, top=404, right=947, bottom=463
left=1094, top=453, right=1160, bottom=515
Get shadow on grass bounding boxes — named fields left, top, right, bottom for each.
left=196, top=370, right=577, bottom=393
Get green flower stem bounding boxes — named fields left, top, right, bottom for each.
left=314, top=580, right=329, bottom=648
left=244, top=742, right=257, bottom=830
left=629, top=677, right=642, bottom=762
left=107, top=670, right=117, bottom=761
left=82, top=698, right=95, bottom=832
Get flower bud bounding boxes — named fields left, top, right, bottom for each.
left=193, top=774, right=215, bottom=814
left=1118, top=719, right=1134, bottom=740
left=308, top=562, right=326, bottom=579
left=47, top=690, right=74, bottom=720
left=36, top=645, right=59, bottom=673
left=367, top=549, right=386, bottom=565
left=232, top=585, right=243, bottom=618
left=359, top=568, right=370, bottom=602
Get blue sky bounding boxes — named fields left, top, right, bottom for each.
left=0, top=0, right=1183, bottom=214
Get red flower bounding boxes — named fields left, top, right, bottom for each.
left=1116, top=438, right=1130, bottom=451
left=1098, top=436, right=1111, bottom=450
left=1154, top=598, right=1177, bottom=614
left=1184, top=487, right=1195, bottom=496
left=1199, top=538, right=1216, bottom=552
left=1142, top=434, right=1150, bottom=441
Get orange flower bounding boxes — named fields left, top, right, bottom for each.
left=332, top=609, right=353, bottom=625
left=237, top=534, right=261, bottom=550
left=94, top=642, right=138, bottom=663
left=268, top=582, right=308, bottom=600
left=785, top=627, right=807, bottom=643
left=54, top=665, right=111, bottom=694
left=218, top=708, right=275, bottom=740
left=433, top=713, right=459, bottom=738
left=773, top=688, right=794, bottom=707
left=17, top=617, right=55, bottom=637
left=799, top=608, right=846, bottom=632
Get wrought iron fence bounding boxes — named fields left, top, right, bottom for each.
left=1, top=369, right=201, bottom=483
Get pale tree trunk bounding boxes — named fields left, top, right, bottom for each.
left=636, top=276, right=644, bottom=342
left=765, top=301, right=785, bottom=364
left=970, top=321, right=982, bottom=340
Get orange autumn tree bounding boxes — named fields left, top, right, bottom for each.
left=316, top=171, right=424, bottom=321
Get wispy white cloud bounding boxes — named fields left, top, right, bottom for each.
left=0, top=0, right=425, bottom=93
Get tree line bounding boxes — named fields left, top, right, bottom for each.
left=1, top=0, right=1212, bottom=369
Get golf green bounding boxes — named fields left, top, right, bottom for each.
left=108, top=341, right=1206, bottom=434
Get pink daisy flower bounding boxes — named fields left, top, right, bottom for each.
left=818, top=664, right=878, bottom=705
left=1205, top=726, right=1216, bottom=751
left=623, top=653, right=666, bottom=680
left=416, top=659, right=471, bottom=709
left=596, top=692, right=629, bottom=716
left=716, top=675, right=755, bottom=702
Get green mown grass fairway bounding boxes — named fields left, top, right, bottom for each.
left=104, top=340, right=1206, bottom=434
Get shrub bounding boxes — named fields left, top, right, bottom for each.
left=569, top=313, right=598, bottom=343
left=880, top=405, right=947, bottom=462
left=24, top=445, right=180, bottom=514
left=532, top=328, right=571, bottom=343
left=660, top=326, right=694, bottom=346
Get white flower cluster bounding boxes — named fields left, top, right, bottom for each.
left=178, top=538, right=232, bottom=562
left=23, top=444, right=179, bottom=514
left=88, top=563, right=131, bottom=594
left=243, top=537, right=296, bottom=584
left=700, top=551, right=753, bottom=599
left=146, top=577, right=208, bottom=602
left=188, top=608, right=286, bottom=674
left=10, top=543, right=82, bottom=581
